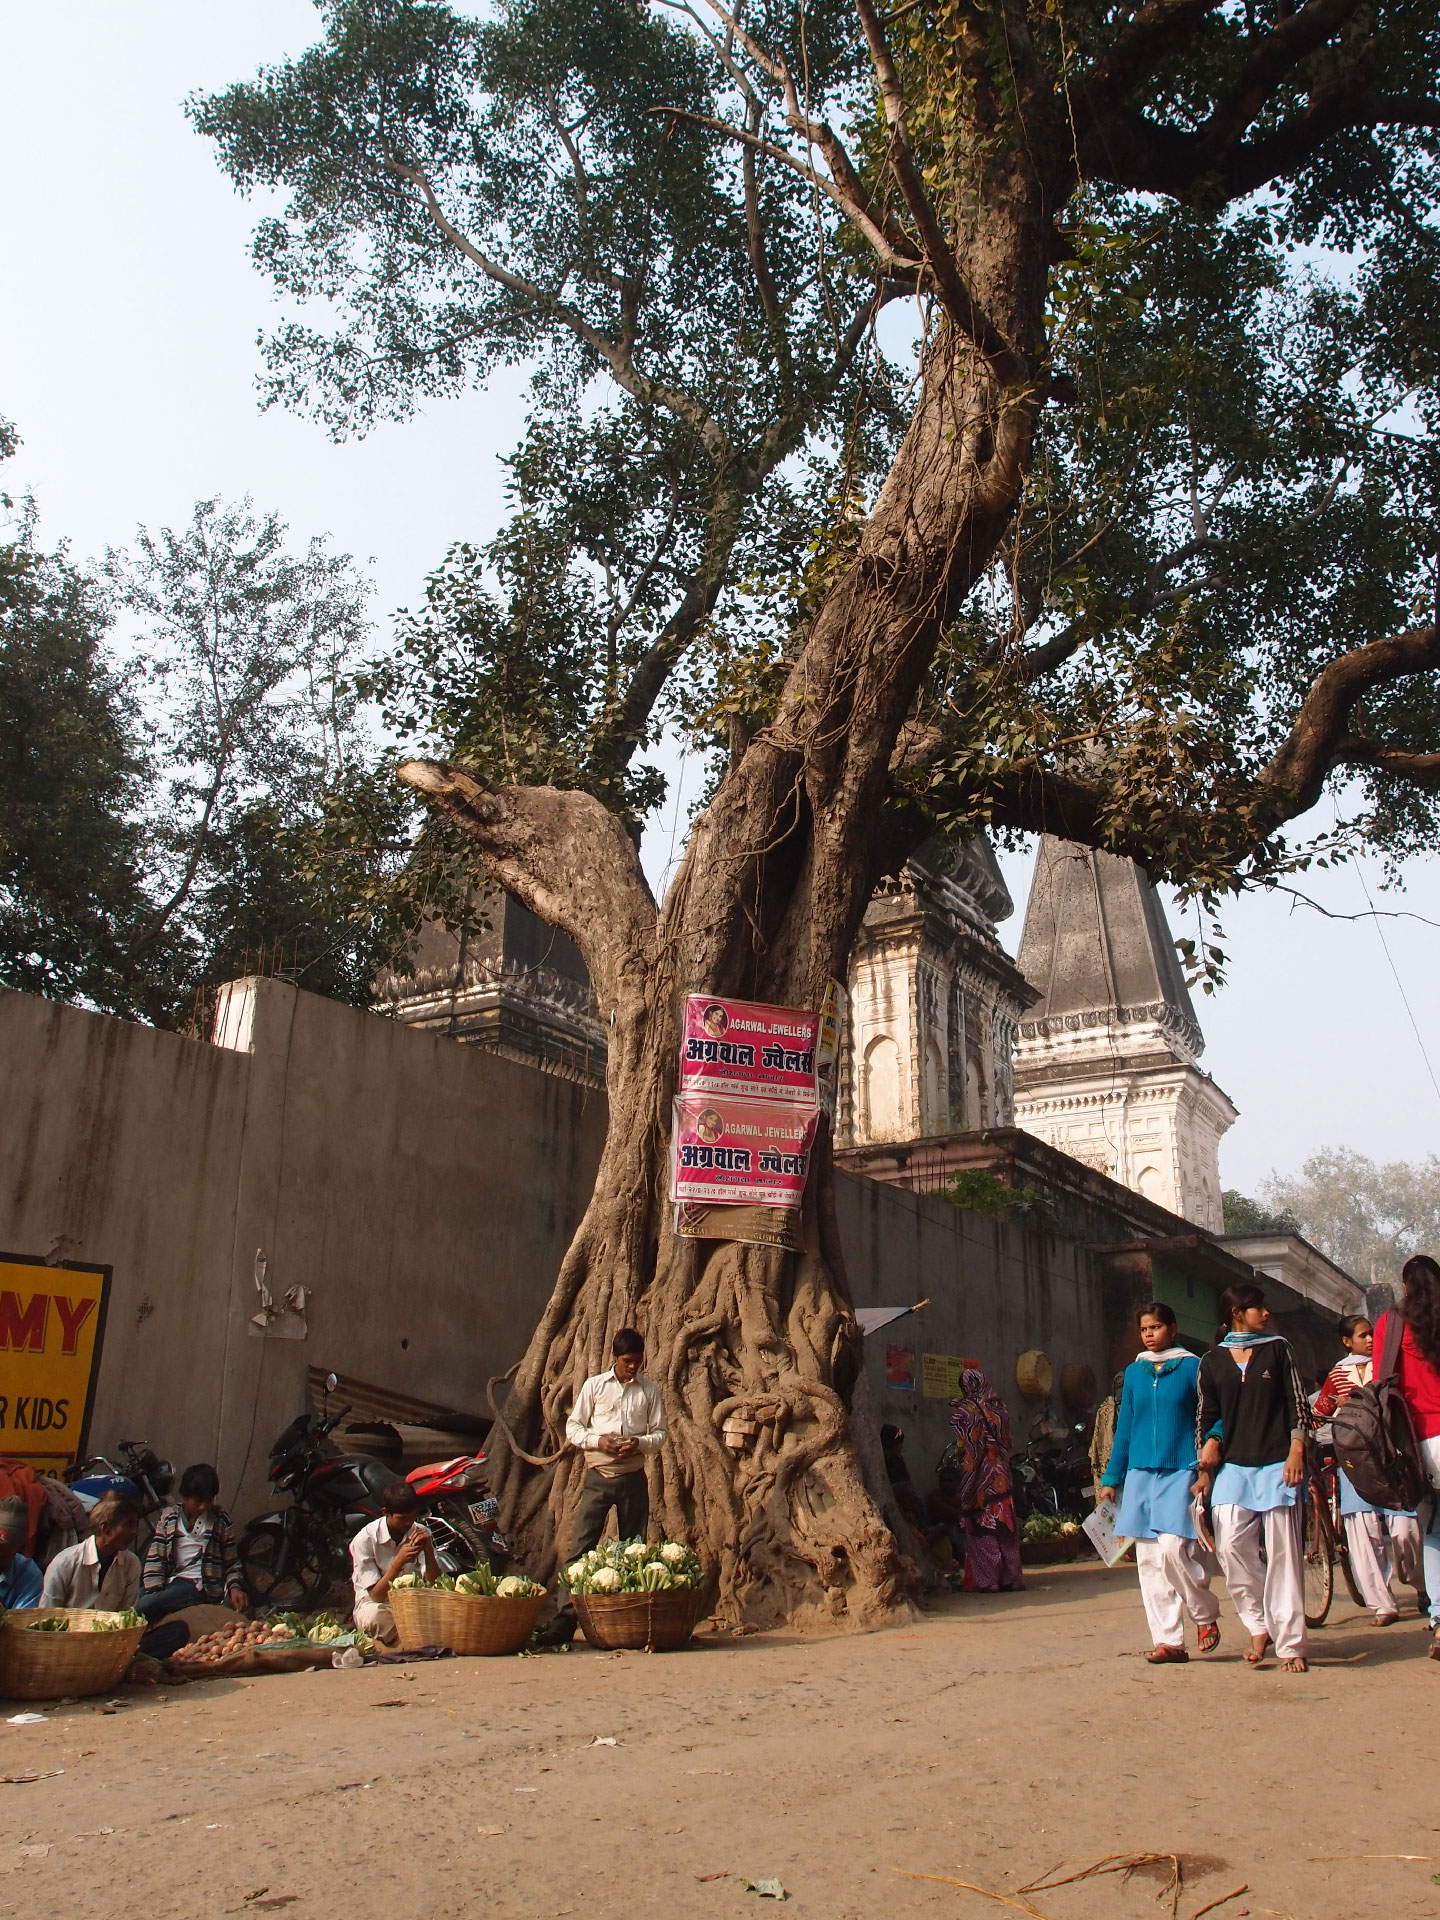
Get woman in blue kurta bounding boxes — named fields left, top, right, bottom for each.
left=1100, top=1302, right=1220, bottom=1664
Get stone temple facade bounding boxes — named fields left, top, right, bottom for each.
left=836, top=839, right=1036, bottom=1147
left=1010, top=838, right=1237, bottom=1234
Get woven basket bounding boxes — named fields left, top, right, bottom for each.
left=388, top=1586, right=545, bottom=1656
left=573, top=1585, right=709, bottom=1651
left=1019, top=1533, right=1083, bottom=1565
left=0, top=1609, right=146, bottom=1700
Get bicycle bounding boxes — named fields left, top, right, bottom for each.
left=1300, top=1440, right=1366, bottom=1627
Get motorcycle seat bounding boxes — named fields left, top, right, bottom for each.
left=407, top=1455, right=486, bottom=1495
left=357, top=1457, right=404, bottom=1499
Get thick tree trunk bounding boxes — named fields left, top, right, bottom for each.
left=405, top=147, right=1057, bottom=1629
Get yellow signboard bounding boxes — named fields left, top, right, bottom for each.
left=0, top=1254, right=110, bottom=1474
left=921, top=1353, right=967, bottom=1400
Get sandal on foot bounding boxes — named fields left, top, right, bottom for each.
left=1146, top=1645, right=1189, bottom=1664
left=1243, top=1637, right=1269, bottom=1666
left=1374, top=1612, right=1400, bottom=1627
left=1197, top=1623, right=1221, bottom=1654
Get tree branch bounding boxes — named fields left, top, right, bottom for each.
left=1261, top=623, right=1440, bottom=814
left=1076, top=0, right=1225, bottom=118
left=384, top=157, right=727, bottom=459
left=395, top=762, right=657, bottom=1009
left=852, top=0, right=1030, bottom=383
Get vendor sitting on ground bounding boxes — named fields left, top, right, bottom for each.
left=349, top=1483, right=439, bottom=1645
left=138, top=1464, right=247, bottom=1622
left=42, top=1493, right=189, bottom=1659
left=0, top=1496, right=42, bottom=1609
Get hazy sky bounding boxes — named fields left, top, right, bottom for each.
left=4, top=3, right=1438, bottom=1193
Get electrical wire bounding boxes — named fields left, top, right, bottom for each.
left=1353, top=855, right=1440, bottom=1113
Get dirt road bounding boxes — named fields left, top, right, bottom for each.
left=1, top=1564, right=1436, bottom=1919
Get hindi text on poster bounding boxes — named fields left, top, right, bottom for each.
left=0, top=1254, right=111, bottom=1474
left=679, top=995, right=821, bottom=1105
left=671, top=1097, right=819, bottom=1208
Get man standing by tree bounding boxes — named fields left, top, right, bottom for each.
left=540, top=1329, right=665, bottom=1645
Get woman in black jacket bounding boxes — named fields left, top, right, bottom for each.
left=1197, top=1283, right=1310, bottom=1672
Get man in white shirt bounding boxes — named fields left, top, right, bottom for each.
left=539, top=1329, right=666, bottom=1645
left=349, top=1483, right=439, bottom=1645
left=44, top=1493, right=188, bottom=1659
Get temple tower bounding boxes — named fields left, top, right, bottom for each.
left=838, top=838, right=1036, bottom=1146
left=1011, top=839, right=1237, bottom=1232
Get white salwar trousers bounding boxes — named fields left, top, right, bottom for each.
left=1343, top=1511, right=1402, bottom=1617
left=1135, top=1534, right=1220, bottom=1647
left=1213, top=1502, right=1308, bottom=1660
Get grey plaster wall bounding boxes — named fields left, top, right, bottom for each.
left=0, top=990, right=250, bottom=1470
left=834, top=1170, right=1106, bottom=1483
left=0, top=977, right=1107, bottom=1524
left=0, top=981, right=606, bottom=1515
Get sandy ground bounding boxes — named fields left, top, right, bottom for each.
left=1, top=1563, right=1437, bottom=1920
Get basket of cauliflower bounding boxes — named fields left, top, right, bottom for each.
left=561, top=1539, right=709, bottom=1650
left=386, top=1564, right=547, bottom=1656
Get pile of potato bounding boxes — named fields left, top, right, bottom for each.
left=170, top=1620, right=301, bottom=1667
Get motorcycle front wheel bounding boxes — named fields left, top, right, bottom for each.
left=239, top=1519, right=328, bottom=1608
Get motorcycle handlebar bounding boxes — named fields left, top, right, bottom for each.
left=318, top=1404, right=353, bottom=1434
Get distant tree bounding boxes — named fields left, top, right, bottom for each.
left=106, top=496, right=432, bottom=1024
left=3, top=457, right=436, bottom=1028
left=0, top=423, right=153, bottom=1015
left=1262, top=1149, right=1440, bottom=1289
left=1222, top=1190, right=1303, bottom=1237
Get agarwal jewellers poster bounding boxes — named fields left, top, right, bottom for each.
left=670, top=1096, right=820, bottom=1208
left=679, top=994, right=821, bottom=1106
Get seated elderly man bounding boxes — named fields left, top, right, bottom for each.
left=0, top=1497, right=42, bottom=1609
left=349, top=1483, right=438, bottom=1645
left=42, top=1493, right=188, bottom=1659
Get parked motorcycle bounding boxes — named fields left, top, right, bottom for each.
left=238, top=1373, right=503, bottom=1606
left=67, top=1439, right=175, bottom=1550
left=1009, top=1410, right=1095, bottom=1523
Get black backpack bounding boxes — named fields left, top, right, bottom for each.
left=1331, top=1309, right=1427, bottom=1511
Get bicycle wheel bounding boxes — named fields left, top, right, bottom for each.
left=239, top=1519, right=327, bottom=1609
left=1303, top=1484, right=1334, bottom=1627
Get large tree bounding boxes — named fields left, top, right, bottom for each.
left=197, top=0, right=1440, bottom=1627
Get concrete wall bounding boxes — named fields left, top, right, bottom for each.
left=1, top=976, right=1116, bottom=1526
left=0, top=981, right=607, bottom=1516
left=835, top=1170, right=1107, bottom=1481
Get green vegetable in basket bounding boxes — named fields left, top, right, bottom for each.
left=26, top=1616, right=70, bottom=1632
left=93, top=1609, right=144, bottom=1631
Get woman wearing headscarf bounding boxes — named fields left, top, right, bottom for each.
left=1197, top=1283, right=1311, bottom=1672
left=948, top=1368, right=1024, bottom=1592
left=1373, top=1254, right=1440, bottom=1660
left=1099, top=1302, right=1220, bottom=1664
left=1313, top=1313, right=1421, bottom=1626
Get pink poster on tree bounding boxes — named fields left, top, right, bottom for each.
left=679, top=994, right=821, bottom=1105
left=670, top=1095, right=819, bottom=1208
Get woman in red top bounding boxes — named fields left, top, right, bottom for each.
left=1373, top=1254, right=1440, bottom=1660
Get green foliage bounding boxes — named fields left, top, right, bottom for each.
left=0, top=478, right=152, bottom=1015
left=942, top=1168, right=1048, bottom=1222
left=106, top=495, right=435, bottom=1020
left=1261, top=1148, right=1440, bottom=1290
left=0, top=444, right=439, bottom=1027
left=190, top=0, right=1440, bottom=922
left=1221, top=1189, right=1303, bottom=1238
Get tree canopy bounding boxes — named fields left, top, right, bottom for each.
left=1262, top=1147, right=1440, bottom=1288
left=0, top=448, right=432, bottom=1027
left=193, top=0, right=1440, bottom=908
